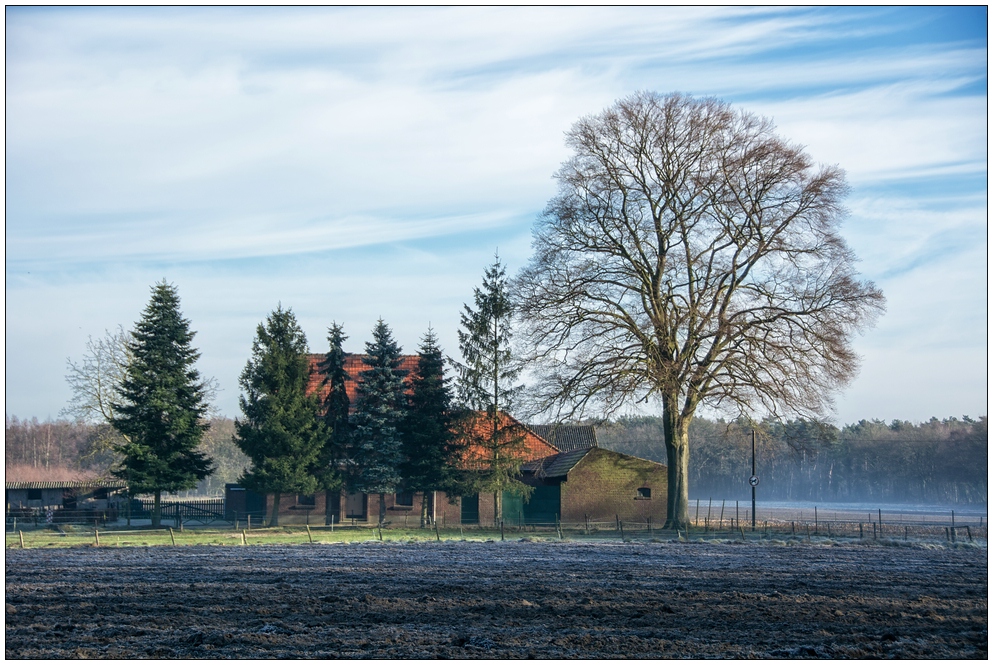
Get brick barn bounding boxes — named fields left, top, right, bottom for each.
left=226, top=354, right=667, bottom=526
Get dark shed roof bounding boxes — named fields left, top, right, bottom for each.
left=521, top=448, right=592, bottom=479
left=5, top=480, right=127, bottom=490
left=526, top=425, right=598, bottom=452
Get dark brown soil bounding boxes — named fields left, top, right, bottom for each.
left=5, top=539, right=987, bottom=658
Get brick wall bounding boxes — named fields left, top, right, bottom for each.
left=560, top=448, right=667, bottom=523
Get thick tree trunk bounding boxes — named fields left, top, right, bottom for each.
left=152, top=490, right=161, bottom=529
left=662, top=403, right=691, bottom=531
left=493, top=491, right=502, bottom=526
left=269, top=491, right=280, bottom=527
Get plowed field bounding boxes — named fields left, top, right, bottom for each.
left=5, top=539, right=987, bottom=659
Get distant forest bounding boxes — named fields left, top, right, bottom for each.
left=6, top=413, right=988, bottom=506
left=598, top=415, right=988, bottom=506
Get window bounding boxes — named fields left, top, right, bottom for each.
left=27, top=489, right=43, bottom=501
left=636, top=487, right=652, bottom=499
left=395, top=490, right=414, bottom=507
left=94, top=488, right=108, bottom=500
left=296, top=494, right=316, bottom=507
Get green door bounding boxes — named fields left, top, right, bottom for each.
left=502, top=491, right=524, bottom=525
left=460, top=494, right=479, bottom=524
left=522, top=485, right=560, bottom=525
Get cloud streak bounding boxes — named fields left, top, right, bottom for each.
left=5, top=6, right=987, bottom=424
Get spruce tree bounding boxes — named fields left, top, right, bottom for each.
left=450, top=254, right=530, bottom=523
left=315, top=322, right=350, bottom=510
left=111, top=281, right=214, bottom=528
left=400, top=328, right=464, bottom=527
left=234, top=305, right=326, bottom=526
left=351, top=319, right=407, bottom=525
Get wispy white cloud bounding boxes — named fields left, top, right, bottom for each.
left=5, top=6, right=987, bottom=422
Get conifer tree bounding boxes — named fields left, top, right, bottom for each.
left=234, top=305, right=325, bottom=526
left=351, top=319, right=407, bottom=525
left=450, top=255, right=530, bottom=523
left=111, top=281, right=214, bottom=528
left=315, top=322, right=350, bottom=511
left=400, top=328, right=464, bottom=527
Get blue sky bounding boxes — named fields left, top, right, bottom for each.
left=5, top=6, right=988, bottom=425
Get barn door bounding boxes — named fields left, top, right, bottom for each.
left=344, top=492, right=367, bottom=520
left=460, top=494, right=479, bottom=524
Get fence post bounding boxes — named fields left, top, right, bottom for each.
left=719, top=500, right=725, bottom=531
left=501, top=519, right=505, bottom=542
left=615, top=514, right=620, bottom=532
left=966, top=526, right=973, bottom=542
left=695, top=499, right=700, bottom=528
left=19, top=530, right=25, bottom=549
left=619, top=520, right=625, bottom=541
left=248, top=515, right=251, bottom=531
left=435, top=521, right=440, bottom=542
left=706, top=498, right=712, bottom=533
left=306, top=525, right=314, bottom=544
left=169, top=528, right=176, bottom=546
left=242, top=529, right=247, bottom=545
left=814, top=507, right=818, bottom=535
left=94, top=529, right=100, bottom=547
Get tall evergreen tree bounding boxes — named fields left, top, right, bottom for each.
left=351, top=319, right=407, bottom=525
left=111, top=281, right=214, bottom=528
left=450, top=254, right=530, bottom=523
left=315, top=322, right=350, bottom=511
left=234, top=305, right=326, bottom=526
left=400, top=328, right=465, bottom=527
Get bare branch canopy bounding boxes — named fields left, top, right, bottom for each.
left=513, top=92, right=884, bottom=528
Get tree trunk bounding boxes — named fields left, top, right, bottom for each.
left=493, top=491, right=502, bottom=526
left=152, top=490, right=162, bottom=529
left=420, top=491, right=430, bottom=528
left=662, top=405, right=691, bottom=531
left=379, top=493, right=387, bottom=525
left=269, top=491, right=280, bottom=527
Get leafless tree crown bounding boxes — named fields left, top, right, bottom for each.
left=515, top=92, right=884, bottom=422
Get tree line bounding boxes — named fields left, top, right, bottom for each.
left=597, top=415, right=988, bottom=505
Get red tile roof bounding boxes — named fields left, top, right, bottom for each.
left=305, top=353, right=420, bottom=406
left=304, top=354, right=557, bottom=469
left=458, top=411, right=559, bottom=469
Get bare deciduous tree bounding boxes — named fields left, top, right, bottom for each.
left=514, top=92, right=885, bottom=529
left=62, top=327, right=135, bottom=462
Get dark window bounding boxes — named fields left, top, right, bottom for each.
left=94, top=488, right=108, bottom=500
left=395, top=490, right=414, bottom=507
left=637, top=487, right=652, bottom=499
left=27, top=489, right=43, bottom=501
left=297, top=494, right=316, bottom=507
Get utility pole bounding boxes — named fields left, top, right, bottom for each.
left=749, top=430, right=759, bottom=532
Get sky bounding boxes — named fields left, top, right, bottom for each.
left=5, top=6, right=988, bottom=427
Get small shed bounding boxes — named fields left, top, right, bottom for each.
left=513, top=447, right=667, bottom=525
left=5, top=480, right=127, bottom=510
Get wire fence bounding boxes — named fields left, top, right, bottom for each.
left=5, top=513, right=986, bottom=549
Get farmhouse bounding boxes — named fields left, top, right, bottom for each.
left=227, top=353, right=667, bottom=526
